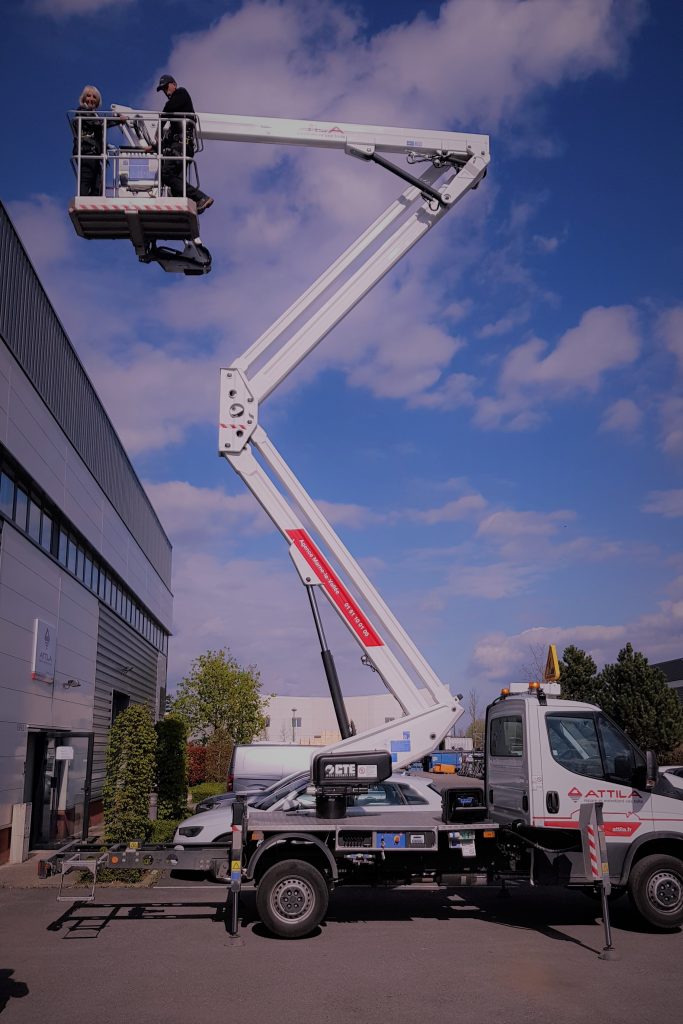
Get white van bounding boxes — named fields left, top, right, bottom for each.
left=227, top=743, right=320, bottom=793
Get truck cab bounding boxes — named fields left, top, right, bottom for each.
left=486, top=688, right=683, bottom=884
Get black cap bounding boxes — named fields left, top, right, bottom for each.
left=156, top=74, right=176, bottom=92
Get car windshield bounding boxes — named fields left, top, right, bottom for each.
left=253, top=772, right=308, bottom=810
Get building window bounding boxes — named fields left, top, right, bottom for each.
left=14, top=486, right=28, bottom=530
left=111, top=690, right=131, bottom=724
left=0, top=472, right=14, bottom=516
left=28, top=499, right=41, bottom=542
left=0, top=447, right=170, bottom=656
left=40, top=511, right=53, bottom=553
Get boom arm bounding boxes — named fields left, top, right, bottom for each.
left=212, top=113, right=489, bottom=767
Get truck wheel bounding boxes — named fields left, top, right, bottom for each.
left=256, top=859, right=329, bottom=938
left=628, top=854, right=683, bottom=930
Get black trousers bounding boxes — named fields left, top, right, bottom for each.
left=78, top=157, right=103, bottom=196
left=161, top=160, right=208, bottom=205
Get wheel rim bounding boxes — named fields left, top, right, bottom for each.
left=270, top=876, right=315, bottom=924
left=647, top=869, right=683, bottom=915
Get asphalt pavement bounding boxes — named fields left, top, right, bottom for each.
left=0, top=871, right=681, bottom=1024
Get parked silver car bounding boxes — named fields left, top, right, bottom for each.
left=175, top=771, right=443, bottom=845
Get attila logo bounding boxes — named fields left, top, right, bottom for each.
left=567, top=786, right=642, bottom=800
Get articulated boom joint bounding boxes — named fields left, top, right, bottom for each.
left=218, top=368, right=257, bottom=452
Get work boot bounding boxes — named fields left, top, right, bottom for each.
left=197, top=197, right=214, bottom=214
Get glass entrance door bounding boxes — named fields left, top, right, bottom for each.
left=28, top=731, right=93, bottom=848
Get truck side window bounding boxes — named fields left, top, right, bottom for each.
left=546, top=714, right=602, bottom=779
left=489, top=715, right=523, bottom=757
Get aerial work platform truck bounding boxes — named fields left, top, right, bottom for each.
left=51, top=108, right=683, bottom=944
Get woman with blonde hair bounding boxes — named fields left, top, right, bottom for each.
left=72, top=85, right=104, bottom=196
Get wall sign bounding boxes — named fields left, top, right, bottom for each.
left=31, top=619, right=57, bottom=684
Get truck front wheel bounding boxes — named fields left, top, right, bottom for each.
left=256, top=859, right=329, bottom=938
left=628, top=854, right=683, bottom=930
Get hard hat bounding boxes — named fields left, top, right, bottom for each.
left=156, top=74, right=177, bottom=92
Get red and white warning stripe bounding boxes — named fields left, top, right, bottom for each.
left=586, top=823, right=600, bottom=881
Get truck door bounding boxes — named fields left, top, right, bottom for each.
left=486, top=701, right=531, bottom=825
left=537, top=707, right=653, bottom=874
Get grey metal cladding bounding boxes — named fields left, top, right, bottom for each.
left=92, top=604, right=160, bottom=800
left=0, top=203, right=172, bottom=587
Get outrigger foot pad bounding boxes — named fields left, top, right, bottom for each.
left=140, top=239, right=212, bottom=275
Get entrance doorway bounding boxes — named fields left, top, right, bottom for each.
left=24, top=731, right=93, bottom=848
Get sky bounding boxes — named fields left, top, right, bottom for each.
left=2, top=0, right=682, bottom=708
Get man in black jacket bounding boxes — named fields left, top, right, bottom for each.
left=156, top=75, right=213, bottom=213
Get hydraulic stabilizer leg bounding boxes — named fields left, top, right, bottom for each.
left=139, top=238, right=212, bottom=275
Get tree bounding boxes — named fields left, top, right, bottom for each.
left=170, top=648, right=270, bottom=744
left=597, top=644, right=683, bottom=758
left=466, top=688, right=484, bottom=749
left=205, top=728, right=233, bottom=783
left=559, top=643, right=683, bottom=759
left=559, top=645, right=601, bottom=703
left=155, top=717, right=188, bottom=820
left=103, top=704, right=157, bottom=843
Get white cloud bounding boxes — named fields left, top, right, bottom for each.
left=600, top=398, right=643, bottom=434
left=475, top=305, right=641, bottom=429
left=477, top=508, right=575, bottom=539
left=657, top=306, right=683, bottom=373
left=87, top=346, right=218, bottom=454
left=478, top=306, right=531, bottom=339
left=8, top=194, right=75, bottom=267
left=501, top=305, right=640, bottom=393
left=658, top=396, right=683, bottom=456
left=406, top=494, right=487, bottom=525
left=143, top=480, right=266, bottom=541
left=642, top=490, right=683, bottom=519
left=532, top=234, right=561, bottom=253
left=470, top=602, right=682, bottom=686
left=316, top=500, right=387, bottom=529
left=30, top=0, right=134, bottom=15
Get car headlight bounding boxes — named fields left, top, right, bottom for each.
left=177, top=825, right=203, bottom=837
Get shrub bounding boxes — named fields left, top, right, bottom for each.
left=190, top=781, right=226, bottom=805
left=187, top=744, right=207, bottom=786
left=205, top=728, right=233, bottom=783
left=148, top=818, right=182, bottom=843
left=103, top=704, right=157, bottom=845
left=156, top=717, right=188, bottom=819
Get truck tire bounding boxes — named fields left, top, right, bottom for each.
left=628, top=854, right=683, bottom=930
left=256, top=859, right=329, bottom=938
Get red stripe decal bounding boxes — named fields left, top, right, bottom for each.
left=286, top=529, right=384, bottom=647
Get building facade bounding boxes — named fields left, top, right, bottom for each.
left=653, top=659, right=683, bottom=705
left=263, top=693, right=406, bottom=746
left=0, top=204, right=173, bottom=861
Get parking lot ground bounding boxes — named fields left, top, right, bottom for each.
left=0, top=879, right=680, bottom=1024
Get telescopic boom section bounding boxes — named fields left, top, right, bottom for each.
left=217, top=113, right=490, bottom=768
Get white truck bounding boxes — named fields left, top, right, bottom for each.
left=53, top=108, right=683, bottom=943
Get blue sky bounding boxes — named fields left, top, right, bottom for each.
left=2, top=0, right=682, bottom=705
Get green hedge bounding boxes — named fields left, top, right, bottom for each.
left=190, top=781, right=226, bottom=804
left=103, top=704, right=157, bottom=845
left=156, top=717, right=188, bottom=819
left=148, top=818, right=182, bottom=843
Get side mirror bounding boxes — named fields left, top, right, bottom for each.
left=645, top=750, right=658, bottom=790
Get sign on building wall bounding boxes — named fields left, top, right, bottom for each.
left=31, top=619, right=57, bottom=683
